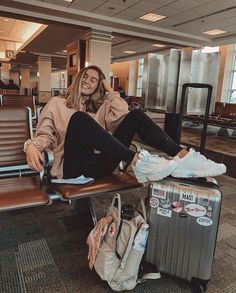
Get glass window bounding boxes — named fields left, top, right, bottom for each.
left=136, top=58, right=144, bottom=97
left=229, top=44, right=236, bottom=103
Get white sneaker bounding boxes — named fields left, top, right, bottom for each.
left=132, top=149, right=177, bottom=183
left=171, top=148, right=227, bottom=178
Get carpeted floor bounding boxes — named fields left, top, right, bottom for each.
left=0, top=173, right=236, bottom=293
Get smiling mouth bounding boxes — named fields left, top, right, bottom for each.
left=82, top=83, right=90, bottom=89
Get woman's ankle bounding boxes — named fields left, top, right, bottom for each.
left=177, top=149, right=188, bottom=159
left=131, top=153, right=140, bottom=166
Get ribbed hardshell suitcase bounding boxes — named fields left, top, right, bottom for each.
left=145, top=177, right=221, bottom=293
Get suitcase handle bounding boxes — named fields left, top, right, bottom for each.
left=178, top=83, right=213, bottom=154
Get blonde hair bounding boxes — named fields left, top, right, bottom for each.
left=65, top=65, right=106, bottom=113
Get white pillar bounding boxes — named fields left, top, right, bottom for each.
left=128, top=60, right=138, bottom=97
left=9, top=71, right=20, bottom=86
left=0, top=63, right=11, bottom=84
left=20, top=68, right=30, bottom=89
left=86, top=29, right=112, bottom=80
left=38, top=55, right=51, bottom=103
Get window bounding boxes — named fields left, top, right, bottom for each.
left=136, top=58, right=144, bottom=97
left=228, top=44, right=236, bottom=103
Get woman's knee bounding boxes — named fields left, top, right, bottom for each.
left=126, top=109, right=147, bottom=123
left=69, top=111, right=93, bottom=125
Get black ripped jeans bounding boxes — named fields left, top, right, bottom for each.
left=63, top=109, right=182, bottom=179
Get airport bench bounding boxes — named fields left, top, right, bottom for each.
left=0, top=94, right=37, bottom=119
left=0, top=107, right=50, bottom=212
left=183, top=102, right=236, bottom=131
left=0, top=107, right=142, bottom=223
left=0, top=89, right=20, bottom=95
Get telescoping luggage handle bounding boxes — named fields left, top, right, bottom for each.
left=178, top=83, right=213, bottom=154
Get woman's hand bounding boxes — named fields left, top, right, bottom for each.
left=102, top=79, right=113, bottom=93
left=26, top=144, right=44, bottom=171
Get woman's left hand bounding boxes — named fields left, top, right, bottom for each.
left=102, top=79, right=113, bottom=93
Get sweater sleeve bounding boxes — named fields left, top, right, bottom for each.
left=30, top=99, right=58, bottom=150
left=94, top=91, right=129, bottom=133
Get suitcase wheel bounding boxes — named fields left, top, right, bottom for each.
left=191, top=280, right=207, bottom=293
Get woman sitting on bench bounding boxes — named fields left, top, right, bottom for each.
left=24, top=65, right=226, bottom=183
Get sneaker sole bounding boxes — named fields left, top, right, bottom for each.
left=171, top=166, right=226, bottom=178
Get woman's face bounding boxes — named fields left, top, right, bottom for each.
left=81, top=69, right=99, bottom=97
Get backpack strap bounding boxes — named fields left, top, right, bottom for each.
left=108, top=193, right=122, bottom=226
left=135, top=198, right=147, bottom=222
left=138, top=272, right=161, bottom=283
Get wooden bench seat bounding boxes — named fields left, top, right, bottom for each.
left=0, top=176, right=50, bottom=211
left=50, top=173, right=142, bottom=200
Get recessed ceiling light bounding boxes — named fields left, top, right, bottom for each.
left=140, top=13, right=166, bottom=22
left=123, top=51, right=136, bottom=54
left=4, top=18, right=9, bottom=22
left=64, top=0, right=74, bottom=2
left=203, top=29, right=226, bottom=36
left=201, top=46, right=219, bottom=53
left=152, top=44, right=166, bottom=48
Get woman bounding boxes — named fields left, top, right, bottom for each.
left=24, top=65, right=226, bottom=183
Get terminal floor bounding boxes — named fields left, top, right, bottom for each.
left=0, top=174, right=235, bottom=293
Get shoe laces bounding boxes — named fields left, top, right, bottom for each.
left=189, top=148, right=212, bottom=162
left=140, top=149, right=165, bottom=163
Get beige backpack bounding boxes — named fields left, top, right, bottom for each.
left=94, top=193, right=160, bottom=291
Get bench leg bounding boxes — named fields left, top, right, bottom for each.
left=88, top=198, right=98, bottom=226
left=217, top=127, right=229, bottom=137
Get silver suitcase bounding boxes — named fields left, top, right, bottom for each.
left=145, top=177, right=221, bottom=293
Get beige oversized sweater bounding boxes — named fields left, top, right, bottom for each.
left=31, top=92, right=129, bottom=178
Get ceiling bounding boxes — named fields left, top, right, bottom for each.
left=0, top=0, right=236, bottom=71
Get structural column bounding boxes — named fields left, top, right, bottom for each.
left=85, top=29, right=112, bottom=80
left=128, top=60, right=138, bottom=97
left=0, top=63, right=10, bottom=84
left=38, top=55, right=51, bottom=103
left=20, top=68, right=30, bottom=92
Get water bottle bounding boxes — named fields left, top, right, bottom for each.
left=133, top=223, right=149, bottom=252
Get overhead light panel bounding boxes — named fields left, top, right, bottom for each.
left=203, top=29, right=226, bottom=36
left=140, top=13, right=166, bottom=22
left=201, top=46, right=219, bottom=53
left=64, top=0, right=74, bottom=2
left=152, top=44, right=166, bottom=48
left=123, top=51, right=136, bottom=54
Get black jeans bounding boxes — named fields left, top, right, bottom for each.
left=63, top=110, right=182, bottom=179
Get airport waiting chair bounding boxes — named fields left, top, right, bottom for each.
left=0, top=107, right=51, bottom=212
left=0, top=94, right=37, bottom=119
left=0, top=106, right=142, bottom=222
left=3, top=89, right=20, bottom=95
